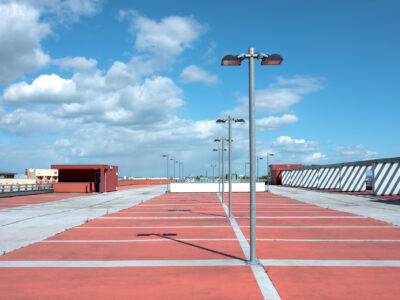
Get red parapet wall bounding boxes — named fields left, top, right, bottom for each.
left=53, top=182, right=93, bottom=193
left=118, top=179, right=173, bottom=186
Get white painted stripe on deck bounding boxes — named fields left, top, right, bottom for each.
left=236, top=216, right=366, bottom=219
left=260, top=259, right=400, bottom=267
left=221, top=198, right=281, bottom=300
left=255, top=239, right=400, bottom=242
left=242, top=226, right=399, bottom=228
left=77, top=226, right=234, bottom=229
left=116, top=210, right=335, bottom=213
left=0, top=259, right=246, bottom=268
left=99, top=216, right=226, bottom=219
left=41, top=238, right=238, bottom=243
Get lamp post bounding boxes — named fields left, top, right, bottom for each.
left=257, top=156, right=264, bottom=181
left=245, top=162, right=250, bottom=179
left=176, top=160, right=180, bottom=180
left=181, top=162, right=184, bottom=181
left=170, top=158, right=176, bottom=181
left=213, top=148, right=221, bottom=197
left=216, top=116, right=245, bottom=218
left=266, top=153, right=274, bottom=192
left=211, top=164, right=216, bottom=180
left=214, top=138, right=228, bottom=204
left=162, top=154, right=170, bottom=192
left=222, top=48, right=283, bottom=264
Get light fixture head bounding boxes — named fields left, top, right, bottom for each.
left=162, top=154, right=167, bottom=157
left=221, top=54, right=243, bottom=66
left=213, top=149, right=218, bottom=151
left=234, top=118, right=245, bottom=123
left=214, top=139, right=221, bottom=142
left=261, top=54, right=283, bottom=65
left=216, top=119, right=226, bottom=123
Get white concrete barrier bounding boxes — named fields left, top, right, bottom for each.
left=170, top=182, right=265, bottom=193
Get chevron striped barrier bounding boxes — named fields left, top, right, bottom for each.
left=373, top=161, right=400, bottom=195
left=318, top=167, right=340, bottom=189
left=291, top=169, right=304, bottom=187
left=302, top=168, right=319, bottom=188
left=281, top=169, right=292, bottom=186
left=340, top=165, right=367, bottom=192
left=279, top=157, right=399, bottom=196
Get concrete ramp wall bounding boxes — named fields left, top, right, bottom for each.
left=170, top=182, right=265, bottom=193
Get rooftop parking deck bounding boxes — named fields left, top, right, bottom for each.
left=1, top=186, right=400, bottom=299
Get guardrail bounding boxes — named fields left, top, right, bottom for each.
left=0, top=183, right=53, bottom=195
left=281, top=157, right=400, bottom=196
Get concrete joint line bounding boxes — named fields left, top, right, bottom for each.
left=220, top=196, right=281, bottom=300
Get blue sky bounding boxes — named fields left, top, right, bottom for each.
left=0, top=0, right=399, bottom=177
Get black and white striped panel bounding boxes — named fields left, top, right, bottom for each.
left=318, top=167, right=340, bottom=189
left=291, top=169, right=303, bottom=187
left=373, top=162, right=400, bottom=195
left=340, top=165, right=367, bottom=192
left=303, top=169, right=319, bottom=188
left=281, top=170, right=291, bottom=186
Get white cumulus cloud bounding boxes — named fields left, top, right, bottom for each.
left=0, top=2, right=50, bottom=83
left=180, top=65, right=219, bottom=85
left=224, top=75, right=324, bottom=117
left=1, top=74, right=77, bottom=105
left=53, top=56, right=98, bottom=72
left=256, top=114, right=298, bottom=131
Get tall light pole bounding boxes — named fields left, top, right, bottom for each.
left=245, top=162, right=250, bottom=179
left=162, top=154, right=170, bottom=192
left=266, top=153, right=274, bottom=192
left=213, top=148, right=221, bottom=197
left=214, top=138, right=228, bottom=204
left=181, top=162, right=184, bottom=181
left=257, top=156, right=264, bottom=181
left=170, top=158, right=176, bottom=181
left=216, top=116, right=245, bottom=218
left=211, top=164, right=216, bottom=180
left=176, top=160, right=180, bottom=180
left=222, top=48, right=283, bottom=264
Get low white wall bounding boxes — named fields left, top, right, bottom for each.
left=170, top=182, right=265, bottom=193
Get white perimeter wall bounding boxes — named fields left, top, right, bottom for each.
left=170, top=182, right=265, bottom=193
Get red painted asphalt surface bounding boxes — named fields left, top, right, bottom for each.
left=0, top=192, right=93, bottom=210
left=1, top=191, right=400, bottom=299
left=0, top=185, right=151, bottom=210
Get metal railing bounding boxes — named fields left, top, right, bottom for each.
left=0, top=183, right=53, bottom=193
left=281, top=157, right=400, bottom=196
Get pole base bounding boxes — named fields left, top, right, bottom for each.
left=246, top=258, right=259, bottom=265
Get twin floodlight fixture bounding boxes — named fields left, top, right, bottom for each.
left=221, top=53, right=283, bottom=66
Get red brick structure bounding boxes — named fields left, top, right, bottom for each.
left=51, top=165, right=118, bottom=193
left=270, top=164, right=302, bottom=185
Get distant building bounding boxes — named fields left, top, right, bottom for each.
left=0, top=171, right=16, bottom=179
left=26, top=169, right=58, bottom=184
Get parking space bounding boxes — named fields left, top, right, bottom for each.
left=0, top=193, right=93, bottom=210
left=1, top=189, right=399, bottom=299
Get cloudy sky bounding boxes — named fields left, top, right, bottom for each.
left=0, top=0, right=399, bottom=177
